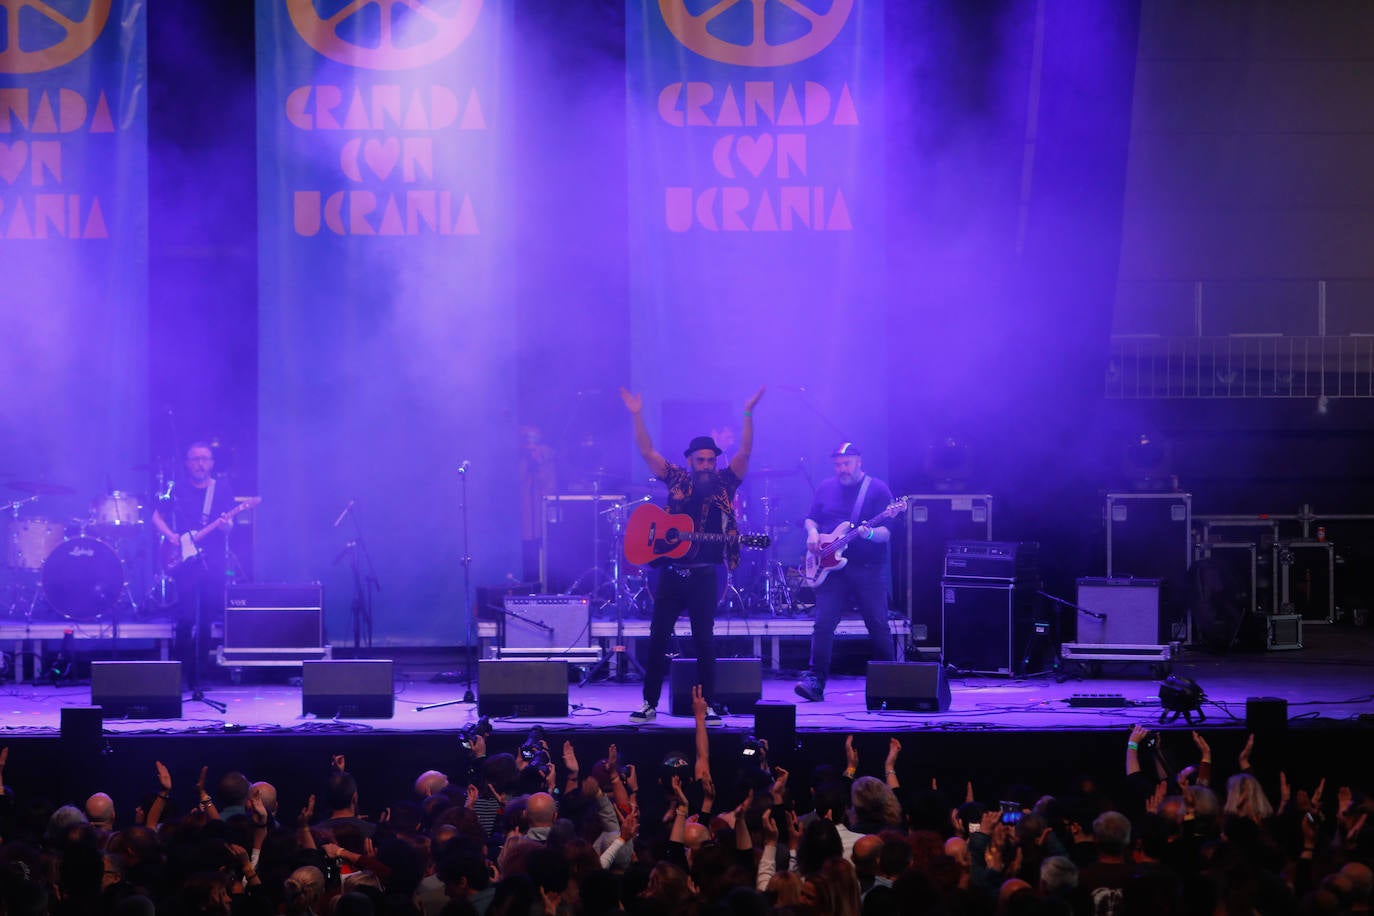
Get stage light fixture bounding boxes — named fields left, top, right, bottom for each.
left=1158, top=675, right=1205, bottom=725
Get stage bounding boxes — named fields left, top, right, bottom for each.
left=0, top=622, right=1370, bottom=816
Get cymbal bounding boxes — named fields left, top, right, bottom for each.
left=8, top=480, right=74, bottom=496
left=747, top=466, right=801, bottom=479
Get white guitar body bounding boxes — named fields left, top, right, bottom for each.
left=800, top=521, right=855, bottom=588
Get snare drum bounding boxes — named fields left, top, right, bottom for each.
left=90, top=491, right=142, bottom=533
left=42, top=537, right=124, bottom=620
left=5, top=517, right=67, bottom=570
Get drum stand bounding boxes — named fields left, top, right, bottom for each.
left=742, top=486, right=794, bottom=616
left=580, top=499, right=647, bottom=685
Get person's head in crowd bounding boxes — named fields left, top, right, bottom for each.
left=944, top=836, right=971, bottom=873
left=1224, top=772, right=1274, bottom=823
left=180, top=872, right=232, bottom=916
left=850, top=777, right=902, bottom=829
left=482, top=754, right=520, bottom=798
left=642, top=861, right=693, bottom=904
left=955, top=802, right=987, bottom=839
left=852, top=834, right=882, bottom=884
left=526, top=792, right=557, bottom=830
left=997, top=877, right=1033, bottom=914
left=436, top=836, right=491, bottom=900
left=375, top=835, right=426, bottom=899
left=325, top=770, right=360, bottom=817
left=332, top=820, right=366, bottom=855
left=283, top=865, right=325, bottom=915
left=216, top=772, right=251, bottom=813
left=249, top=781, right=279, bottom=818
left=802, top=857, right=861, bottom=916
left=45, top=804, right=89, bottom=849
left=684, top=820, right=712, bottom=851
left=766, top=871, right=805, bottom=906
left=1340, top=863, right=1372, bottom=909
left=879, top=829, right=914, bottom=878
left=1133, top=813, right=1175, bottom=863
left=527, top=846, right=571, bottom=912
left=1157, top=794, right=1187, bottom=825
left=1039, top=855, right=1078, bottom=897
left=85, top=792, right=116, bottom=831
left=796, top=819, right=843, bottom=877
left=101, top=851, right=126, bottom=891
left=1092, top=811, right=1132, bottom=860
left=332, top=891, right=376, bottom=916
left=414, top=769, right=449, bottom=798
left=1191, top=785, right=1221, bottom=822
left=813, top=780, right=849, bottom=824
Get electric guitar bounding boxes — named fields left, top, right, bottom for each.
left=623, top=503, right=771, bottom=567
left=161, top=497, right=261, bottom=571
left=799, top=497, right=908, bottom=588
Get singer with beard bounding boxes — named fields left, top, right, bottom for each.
left=620, top=386, right=765, bottom=725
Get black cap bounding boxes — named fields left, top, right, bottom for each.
left=683, top=436, right=723, bottom=457
left=832, top=442, right=862, bottom=457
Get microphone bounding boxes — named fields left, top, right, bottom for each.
left=333, top=500, right=354, bottom=528
left=458, top=461, right=471, bottom=474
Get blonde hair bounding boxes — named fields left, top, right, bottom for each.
left=1223, top=773, right=1273, bottom=822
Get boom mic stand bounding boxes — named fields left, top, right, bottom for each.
left=418, top=461, right=477, bottom=711
left=341, top=505, right=379, bottom=651
left=1028, top=590, right=1106, bottom=681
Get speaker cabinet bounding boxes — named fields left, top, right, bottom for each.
left=502, top=595, right=591, bottom=649
left=302, top=660, right=394, bottom=719
left=1075, top=578, right=1162, bottom=645
left=669, top=658, right=761, bottom=716
left=224, top=583, right=326, bottom=664
left=753, top=701, right=797, bottom=761
left=899, top=494, right=993, bottom=648
left=478, top=660, right=568, bottom=717
left=866, top=661, right=951, bottom=712
left=91, top=661, right=182, bottom=719
left=941, top=581, right=1043, bottom=675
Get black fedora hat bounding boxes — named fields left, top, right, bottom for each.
left=683, top=435, right=722, bottom=457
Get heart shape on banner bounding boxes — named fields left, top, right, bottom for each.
left=0, top=142, right=27, bottom=185
left=735, top=134, right=774, bottom=178
left=362, top=137, right=400, bottom=180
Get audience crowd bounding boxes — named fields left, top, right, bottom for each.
left=1, top=687, right=1370, bottom=916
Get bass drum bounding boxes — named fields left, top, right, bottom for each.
left=41, top=537, right=124, bottom=620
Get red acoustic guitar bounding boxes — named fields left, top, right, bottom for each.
left=623, top=503, right=770, bottom=567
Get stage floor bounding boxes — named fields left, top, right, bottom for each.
left=2, top=624, right=1370, bottom=738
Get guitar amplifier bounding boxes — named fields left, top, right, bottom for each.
left=943, top=541, right=1040, bottom=582
left=502, top=595, right=592, bottom=650
left=222, top=583, right=326, bottom=665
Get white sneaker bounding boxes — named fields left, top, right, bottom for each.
left=704, top=705, right=723, bottom=726
left=630, top=702, right=657, bottom=723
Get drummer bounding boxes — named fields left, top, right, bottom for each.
left=152, top=442, right=238, bottom=689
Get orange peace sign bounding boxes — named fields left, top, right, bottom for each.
left=287, top=0, right=482, bottom=71
left=659, top=0, right=853, bottom=67
left=0, top=0, right=113, bottom=74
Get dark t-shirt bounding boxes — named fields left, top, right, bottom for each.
left=807, top=474, right=895, bottom=567
left=659, top=462, right=742, bottom=567
left=162, top=479, right=238, bottom=566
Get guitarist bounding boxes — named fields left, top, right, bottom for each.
left=795, top=442, right=895, bottom=702
left=620, top=386, right=765, bottom=726
left=152, top=441, right=238, bottom=690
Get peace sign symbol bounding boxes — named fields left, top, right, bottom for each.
left=659, top=0, right=853, bottom=68
left=0, top=0, right=113, bottom=74
left=287, top=0, right=482, bottom=71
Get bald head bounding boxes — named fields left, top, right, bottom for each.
left=1341, top=863, right=1372, bottom=902
left=526, top=792, right=556, bottom=828
left=684, top=821, right=711, bottom=850
left=414, top=770, right=449, bottom=798
left=852, top=835, right=883, bottom=874
left=944, top=836, right=970, bottom=869
left=250, top=781, right=278, bottom=815
left=85, top=793, right=115, bottom=828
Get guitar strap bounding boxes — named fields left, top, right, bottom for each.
left=201, top=479, right=216, bottom=526
left=849, top=475, right=872, bottom=527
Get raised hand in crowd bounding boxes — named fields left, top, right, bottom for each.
left=332, top=754, right=346, bottom=772
left=1191, top=730, right=1213, bottom=785
left=844, top=734, right=859, bottom=779
left=195, top=765, right=219, bottom=819
left=885, top=738, right=901, bottom=788
left=1238, top=732, right=1255, bottom=772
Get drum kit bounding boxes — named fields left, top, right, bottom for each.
left=2, top=479, right=153, bottom=622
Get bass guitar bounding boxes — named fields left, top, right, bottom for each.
left=161, top=497, right=262, bottom=571
left=623, top=503, right=770, bottom=567
left=799, top=497, right=908, bottom=588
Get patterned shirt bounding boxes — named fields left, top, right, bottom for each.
left=659, top=462, right=743, bottom=569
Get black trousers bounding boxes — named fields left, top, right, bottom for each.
left=642, top=564, right=718, bottom=709
left=173, top=560, right=225, bottom=688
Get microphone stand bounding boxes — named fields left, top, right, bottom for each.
left=342, top=506, right=379, bottom=651
left=1030, top=590, right=1106, bottom=681
left=417, top=463, right=476, bottom=711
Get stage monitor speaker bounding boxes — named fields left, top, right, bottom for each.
left=865, top=661, right=951, bottom=712
left=502, top=595, right=592, bottom=649
left=478, top=660, right=568, bottom=717
left=91, top=661, right=182, bottom=719
left=669, top=658, right=762, bottom=716
left=302, top=660, right=394, bottom=719
left=941, top=581, right=1043, bottom=675
left=1075, top=578, right=1162, bottom=645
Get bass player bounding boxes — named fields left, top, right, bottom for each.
left=619, top=385, right=764, bottom=725
left=795, top=442, right=896, bottom=702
